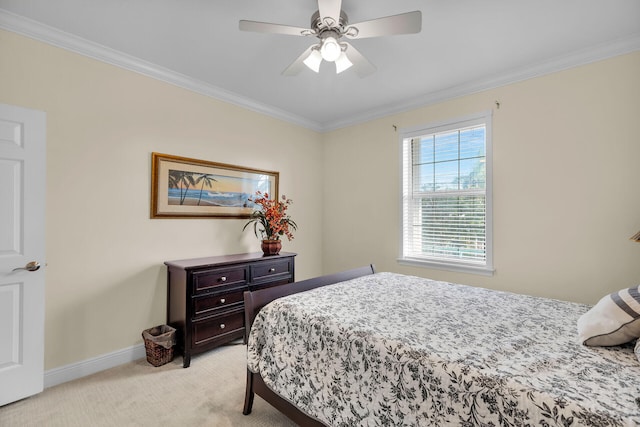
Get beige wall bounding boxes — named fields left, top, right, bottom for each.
left=0, top=30, right=324, bottom=370
left=323, top=52, right=640, bottom=305
left=3, top=27, right=640, bottom=371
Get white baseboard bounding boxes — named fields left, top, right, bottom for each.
left=44, top=343, right=146, bottom=389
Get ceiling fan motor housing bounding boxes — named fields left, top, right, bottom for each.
left=311, top=10, right=349, bottom=33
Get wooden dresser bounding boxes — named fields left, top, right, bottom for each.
left=165, top=252, right=296, bottom=367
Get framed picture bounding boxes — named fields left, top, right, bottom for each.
left=150, top=152, right=279, bottom=218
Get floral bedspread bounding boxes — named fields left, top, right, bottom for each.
left=247, top=272, right=640, bottom=426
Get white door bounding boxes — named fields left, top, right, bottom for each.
left=0, top=103, right=46, bottom=406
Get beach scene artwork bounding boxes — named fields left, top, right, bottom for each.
left=151, top=152, right=278, bottom=218
left=167, top=169, right=270, bottom=208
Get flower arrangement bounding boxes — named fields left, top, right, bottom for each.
left=242, top=191, right=297, bottom=242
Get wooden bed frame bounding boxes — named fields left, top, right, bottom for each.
left=242, top=264, right=376, bottom=426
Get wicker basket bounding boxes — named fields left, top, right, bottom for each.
left=142, top=325, right=176, bottom=367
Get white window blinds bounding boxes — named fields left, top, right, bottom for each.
left=400, top=112, right=493, bottom=274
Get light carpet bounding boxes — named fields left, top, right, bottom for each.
left=0, top=342, right=296, bottom=427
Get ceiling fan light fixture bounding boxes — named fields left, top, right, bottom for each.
left=335, top=51, right=353, bottom=74
left=303, top=49, right=322, bottom=72
left=320, top=36, right=341, bottom=62
left=240, top=3, right=422, bottom=78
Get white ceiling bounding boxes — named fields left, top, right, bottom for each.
left=1, top=0, right=639, bottom=131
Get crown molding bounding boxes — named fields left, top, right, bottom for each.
left=1, top=9, right=638, bottom=134
left=322, top=32, right=640, bottom=131
left=0, top=9, right=324, bottom=132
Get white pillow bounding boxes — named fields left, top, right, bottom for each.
left=577, top=285, right=640, bottom=346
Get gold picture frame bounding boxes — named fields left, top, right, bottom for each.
left=150, top=152, right=279, bottom=218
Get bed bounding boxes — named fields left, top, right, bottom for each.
left=242, top=266, right=640, bottom=426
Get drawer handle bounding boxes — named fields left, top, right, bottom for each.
left=268, top=268, right=275, bottom=273
left=220, top=276, right=227, bottom=282
left=219, top=323, right=226, bottom=329
left=220, top=298, right=226, bottom=304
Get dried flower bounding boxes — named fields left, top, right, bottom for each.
left=242, top=191, right=297, bottom=241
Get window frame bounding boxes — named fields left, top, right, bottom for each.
left=398, top=111, right=494, bottom=276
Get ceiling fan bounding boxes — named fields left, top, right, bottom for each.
left=239, top=0, right=422, bottom=77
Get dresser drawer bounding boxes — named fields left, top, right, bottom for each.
left=165, top=252, right=295, bottom=367
left=192, top=266, right=247, bottom=294
left=250, top=259, right=293, bottom=283
left=192, top=286, right=245, bottom=318
left=192, top=310, right=244, bottom=347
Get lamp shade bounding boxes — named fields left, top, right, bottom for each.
left=335, top=51, right=353, bottom=74
left=320, top=36, right=341, bottom=62
left=303, top=49, right=322, bottom=73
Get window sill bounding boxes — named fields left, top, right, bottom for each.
left=397, top=257, right=495, bottom=276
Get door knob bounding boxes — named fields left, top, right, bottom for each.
left=12, top=261, right=41, bottom=272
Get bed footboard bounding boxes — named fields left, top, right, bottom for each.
left=242, top=264, right=376, bottom=424
left=243, top=369, right=326, bottom=426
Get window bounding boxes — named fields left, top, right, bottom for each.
left=399, top=111, right=493, bottom=275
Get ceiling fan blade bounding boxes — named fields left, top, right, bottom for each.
left=343, top=42, right=376, bottom=78
left=318, top=0, right=343, bottom=25
left=282, top=45, right=316, bottom=76
left=239, top=20, right=312, bottom=37
left=346, top=11, right=422, bottom=39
